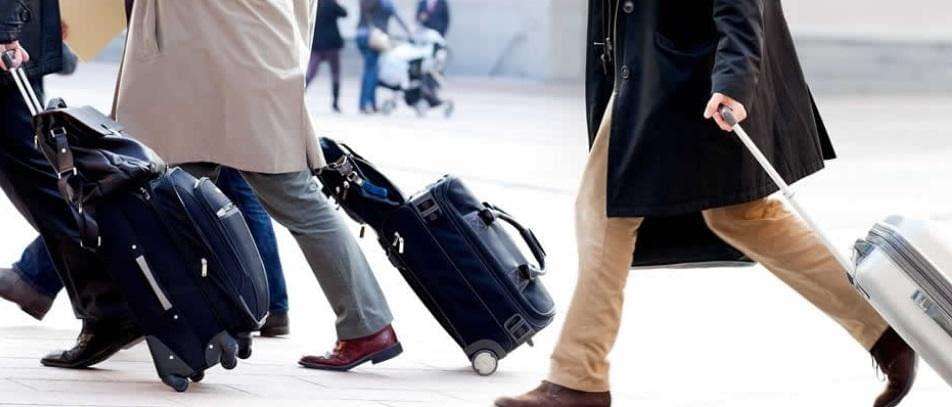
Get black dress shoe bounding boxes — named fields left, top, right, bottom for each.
left=259, top=311, right=290, bottom=337
left=41, top=318, right=143, bottom=369
left=871, top=328, right=918, bottom=407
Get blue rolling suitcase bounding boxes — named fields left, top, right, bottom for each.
left=317, top=138, right=555, bottom=375
left=6, top=54, right=269, bottom=392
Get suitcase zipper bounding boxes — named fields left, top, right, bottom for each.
left=868, top=225, right=952, bottom=322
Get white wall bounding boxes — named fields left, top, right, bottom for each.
left=784, top=0, right=952, bottom=41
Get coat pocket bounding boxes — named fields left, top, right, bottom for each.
left=130, top=0, right=161, bottom=61
left=654, top=32, right=717, bottom=59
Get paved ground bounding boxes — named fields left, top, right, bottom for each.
left=1, top=63, right=952, bottom=405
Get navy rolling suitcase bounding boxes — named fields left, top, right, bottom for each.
left=95, top=168, right=270, bottom=391
left=317, top=138, right=555, bottom=375
left=5, top=53, right=269, bottom=391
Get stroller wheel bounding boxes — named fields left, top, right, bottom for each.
left=381, top=100, right=397, bottom=115
left=443, top=101, right=455, bottom=118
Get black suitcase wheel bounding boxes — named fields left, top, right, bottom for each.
left=163, top=374, right=189, bottom=392
left=470, top=350, right=499, bottom=376
left=219, top=335, right=240, bottom=370
left=236, top=332, right=253, bottom=360
left=189, top=372, right=205, bottom=383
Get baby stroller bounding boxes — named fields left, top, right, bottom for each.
left=377, top=28, right=454, bottom=117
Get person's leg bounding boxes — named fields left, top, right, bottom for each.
left=215, top=167, right=289, bottom=315
left=239, top=170, right=393, bottom=339
left=329, top=50, right=342, bottom=112
left=702, top=198, right=888, bottom=348
left=701, top=199, right=917, bottom=406
left=305, top=51, right=323, bottom=88
left=497, top=96, right=629, bottom=407
left=367, top=50, right=380, bottom=110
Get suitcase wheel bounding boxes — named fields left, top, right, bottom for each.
left=220, top=337, right=239, bottom=370
left=162, top=374, right=189, bottom=392
left=189, top=371, right=205, bottom=383
left=236, top=332, right=253, bottom=360
left=470, top=350, right=499, bottom=376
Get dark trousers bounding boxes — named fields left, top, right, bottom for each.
left=13, top=167, right=292, bottom=314
left=0, top=82, right=131, bottom=321
left=305, top=49, right=341, bottom=88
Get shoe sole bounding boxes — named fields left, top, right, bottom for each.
left=41, top=335, right=144, bottom=369
left=298, top=342, right=403, bottom=372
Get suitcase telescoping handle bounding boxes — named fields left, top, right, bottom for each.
left=719, top=106, right=855, bottom=276
left=2, top=50, right=43, bottom=117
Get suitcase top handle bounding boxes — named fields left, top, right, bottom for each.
left=481, top=203, right=547, bottom=275
left=720, top=106, right=855, bottom=276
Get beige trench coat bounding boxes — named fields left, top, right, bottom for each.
left=114, top=0, right=325, bottom=173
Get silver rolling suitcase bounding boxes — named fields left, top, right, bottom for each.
left=720, top=108, right=952, bottom=388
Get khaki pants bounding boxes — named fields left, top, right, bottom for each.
left=548, top=96, right=889, bottom=393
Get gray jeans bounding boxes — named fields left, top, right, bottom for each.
left=180, top=163, right=393, bottom=340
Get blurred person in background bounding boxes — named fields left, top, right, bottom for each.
left=416, top=0, right=449, bottom=37
left=306, top=0, right=347, bottom=113
left=355, top=0, right=410, bottom=114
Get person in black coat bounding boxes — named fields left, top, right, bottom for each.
left=0, top=0, right=143, bottom=369
left=495, top=1, right=918, bottom=406
left=416, top=0, right=449, bottom=37
left=306, top=0, right=348, bottom=112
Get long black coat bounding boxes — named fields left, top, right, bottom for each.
left=313, top=0, right=348, bottom=51
left=585, top=0, right=835, bottom=266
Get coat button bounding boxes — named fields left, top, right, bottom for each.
left=623, top=1, right=635, bottom=13
left=621, top=65, right=630, bottom=79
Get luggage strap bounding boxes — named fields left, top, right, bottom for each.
left=47, top=127, right=101, bottom=249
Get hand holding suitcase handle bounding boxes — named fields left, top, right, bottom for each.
left=719, top=106, right=856, bottom=276
left=482, top=203, right=547, bottom=276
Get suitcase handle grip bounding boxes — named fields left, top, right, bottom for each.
left=720, top=106, right=855, bottom=275
left=1, top=50, right=17, bottom=70
left=483, top=203, right=547, bottom=275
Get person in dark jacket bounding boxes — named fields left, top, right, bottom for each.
left=495, top=1, right=918, bottom=406
left=355, top=0, right=410, bottom=113
left=416, top=0, right=449, bottom=37
left=0, top=0, right=143, bottom=369
left=306, top=0, right=347, bottom=112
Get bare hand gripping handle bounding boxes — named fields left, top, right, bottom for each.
left=719, top=106, right=855, bottom=276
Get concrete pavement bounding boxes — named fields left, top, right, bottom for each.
left=0, top=62, right=951, bottom=405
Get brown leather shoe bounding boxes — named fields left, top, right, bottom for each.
left=495, top=381, right=610, bottom=407
left=298, top=325, right=402, bottom=371
left=871, top=328, right=918, bottom=407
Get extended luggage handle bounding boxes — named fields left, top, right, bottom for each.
left=720, top=107, right=855, bottom=276
left=2, top=50, right=42, bottom=116
left=481, top=202, right=547, bottom=278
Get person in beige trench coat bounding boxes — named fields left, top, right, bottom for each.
left=116, top=0, right=405, bottom=371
